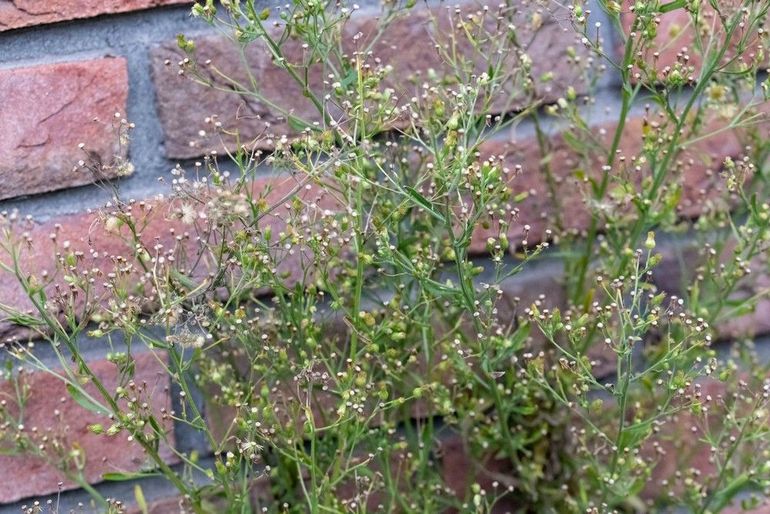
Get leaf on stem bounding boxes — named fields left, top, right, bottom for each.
left=404, top=187, right=446, bottom=223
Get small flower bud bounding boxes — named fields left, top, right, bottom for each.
left=645, top=231, right=656, bottom=250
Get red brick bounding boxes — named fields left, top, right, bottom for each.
left=0, top=175, right=323, bottom=340
left=714, top=236, right=770, bottom=340
left=619, top=1, right=766, bottom=82
left=1, top=112, right=758, bottom=347
left=0, top=204, right=176, bottom=341
left=0, top=352, right=175, bottom=503
left=0, top=0, right=189, bottom=31
left=471, top=113, right=745, bottom=253
left=202, top=261, right=569, bottom=443
left=652, top=241, right=770, bottom=341
left=640, top=377, right=770, bottom=505
left=0, top=58, right=129, bottom=199
left=151, top=4, right=585, bottom=159
left=439, top=433, right=519, bottom=513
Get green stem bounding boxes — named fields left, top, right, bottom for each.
left=571, top=31, right=637, bottom=303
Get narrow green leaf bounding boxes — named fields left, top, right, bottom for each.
left=509, top=322, right=531, bottom=350
left=513, top=191, right=529, bottom=202
left=404, top=187, right=446, bottom=223
left=287, top=115, right=313, bottom=132
left=147, top=415, right=164, bottom=438
left=134, top=485, right=149, bottom=514
left=660, top=0, right=686, bottom=13
left=340, top=69, right=358, bottom=88
left=708, top=474, right=753, bottom=512
left=170, top=268, right=198, bottom=291
left=66, top=384, right=109, bottom=416
left=103, top=471, right=162, bottom=481
left=618, top=420, right=652, bottom=450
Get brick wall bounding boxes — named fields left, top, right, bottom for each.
left=0, top=3, right=208, bottom=511
left=0, top=1, right=768, bottom=512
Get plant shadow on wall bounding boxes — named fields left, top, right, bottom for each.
left=2, top=0, right=770, bottom=512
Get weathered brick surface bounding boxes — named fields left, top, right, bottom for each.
left=640, top=379, right=721, bottom=501
left=471, top=114, right=746, bottom=254
left=151, top=4, right=584, bottom=159
left=0, top=202, right=179, bottom=341
left=619, top=1, right=766, bottom=81
left=439, top=433, right=520, bottom=513
left=1, top=121, right=760, bottom=341
left=0, top=352, right=175, bottom=503
left=620, top=3, right=697, bottom=76
left=0, top=176, right=319, bottom=340
left=0, top=58, right=129, bottom=200
left=641, top=377, right=770, bottom=507
left=0, top=0, right=189, bottom=32
left=0, top=106, right=761, bottom=345
left=651, top=240, right=770, bottom=342
left=0, top=0, right=767, bottom=508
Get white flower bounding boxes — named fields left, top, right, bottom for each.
left=104, top=216, right=123, bottom=233
left=179, top=203, right=197, bottom=225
